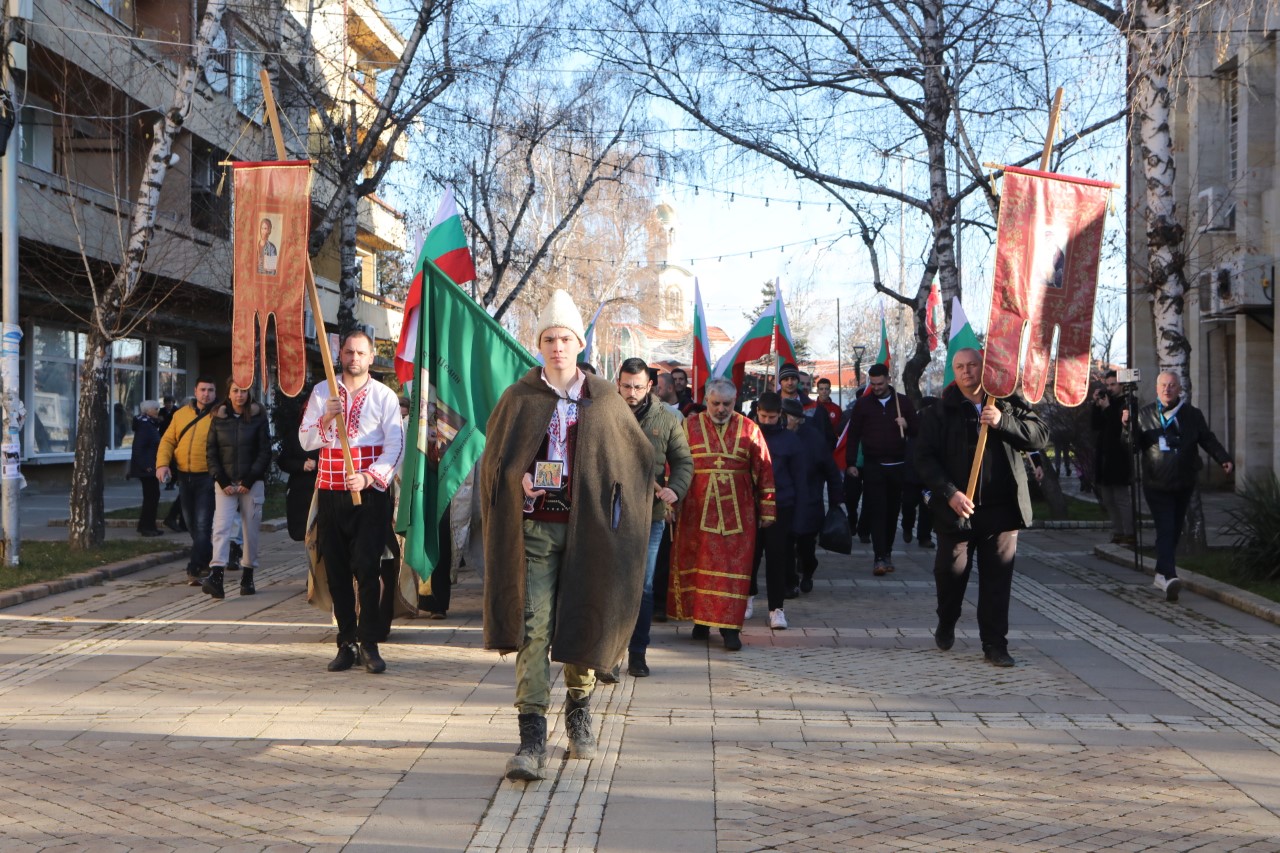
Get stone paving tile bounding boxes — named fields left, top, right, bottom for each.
left=4, top=528, right=1280, bottom=850
left=714, top=741, right=1280, bottom=851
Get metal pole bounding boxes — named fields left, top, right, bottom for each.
left=836, top=298, right=842, bottom=407
left=1, top=17, right=22, bottom=566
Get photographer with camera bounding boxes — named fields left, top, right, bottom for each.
left=1123, top=371, right=1232, bottom=603
left=1091, top=370, right=1135, bottom=546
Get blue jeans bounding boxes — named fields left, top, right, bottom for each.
left=177, top=472, right=215, bottom=574
left=628, top=521, right=666, bottom=656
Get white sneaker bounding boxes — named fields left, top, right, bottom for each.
left=769, top=609, right=788, bottom=630
left=1165, top=577, right=1182, bottom=603
left=744, top=597, right=755, bottom=620
left=1153, top=574, right=1168, bottom=591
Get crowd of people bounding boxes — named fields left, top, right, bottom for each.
left=136, top=288, right=1232, bottom=783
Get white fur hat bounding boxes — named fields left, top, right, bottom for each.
left=535, top=289, right=586, bottom=346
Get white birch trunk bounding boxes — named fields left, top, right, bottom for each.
left=67, top=0, right=229, bottom=549
left=1133, top=0, right=1208, bottom=550
left=904, top=0, right=958, bottom=401
left=1134, top=1, right=1191, bottom=396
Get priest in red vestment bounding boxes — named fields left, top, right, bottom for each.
left=670, top=378, right=776, bottom=650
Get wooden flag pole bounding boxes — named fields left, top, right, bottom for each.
left=965, top=86, right=1063, bottom=501
left=259, top=70, right=362, bottom=506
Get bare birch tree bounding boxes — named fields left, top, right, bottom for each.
left=66, top=0, right=232, bottom=549
left=414, top=5, right=658, bottom=329
left=278, top=0, right=456, bottom=335
left=598, top=0, right=1124, bottom=399
left=1067, top=0, right=1194, bottom=390
left=1065, top=0, right=1260, bottom=550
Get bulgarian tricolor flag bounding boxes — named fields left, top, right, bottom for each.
left=863, top=303, right=891, bottom=396
left=690, top=279, right=712, bottom=402
left=395, top=187, right=477, bottom=384
left=712, top=278, right=797, bottom=386
left=943, top=296, right=982, bottom=387
left=875, top=303, right=891, bottom=369
left=580, top=303, right=605, bottom=366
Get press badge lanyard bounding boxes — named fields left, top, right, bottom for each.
left=1157, top=405, right=1177, bottom=452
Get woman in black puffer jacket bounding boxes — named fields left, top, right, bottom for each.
left=203, top=378, right=272, bottom=599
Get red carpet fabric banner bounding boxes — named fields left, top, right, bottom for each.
left=982, top=166, right=1111, bottom=407
left=232, top=161, right=312, bottom=397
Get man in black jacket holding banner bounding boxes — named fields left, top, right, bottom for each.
left=915, top=348, right=1048, bottom=668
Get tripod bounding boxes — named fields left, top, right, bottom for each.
left=1122, top=384, right=1143, bottom=576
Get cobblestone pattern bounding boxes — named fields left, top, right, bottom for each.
left=472, top=673, right=635, bottom=852
left=715, top=742, right=1280, bottom=853
left=1023, top=544, right=1280, bottom=671
left=4, top=531, right=1280, bottom=851
left=0, top=738, right=415, bottom=851
left=715, top=645, right=1091, bottom=698
left=1016, top=543, right=1280, bottom=752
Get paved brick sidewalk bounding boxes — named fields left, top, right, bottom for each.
left=1, top=525, right=1279, bottom=851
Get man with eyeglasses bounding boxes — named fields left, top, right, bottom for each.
left=670, top=378, right=776, bottom=651
left=596, top=358, right=693, bottom=680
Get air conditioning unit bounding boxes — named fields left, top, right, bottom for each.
left=1210, top=251, right=1273, bottom=313
left=1197, top=187, right=1236, bottom=233
left=359, top=323, right=377, bottom=346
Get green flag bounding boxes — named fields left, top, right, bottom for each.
left=943, top=296, right=982, bottom=387
left=394, top=260, right=536, bottom=580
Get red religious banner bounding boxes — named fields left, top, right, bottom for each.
left=982, top=165, right=1111, bottom=407
left=231, top=161, right=312, bottom=397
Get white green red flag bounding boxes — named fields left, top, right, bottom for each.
left=862, top=303, right=890, bottom=397
left=395, top=187, right=477, bottom=384
left=394, top=259, right=535, bottom=581
left=691, top=278, right=712, bottom=402
left=943, top=296, right=981, bottom=387
left=712, top=279, right=797, bottom=386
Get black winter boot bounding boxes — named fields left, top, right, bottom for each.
left=201, top=566, right=225, bottom=599
left=505, top=713, right=548, bottom=781
left=564, top=694, right=597, bottom=760
left=239, top=567, right=256, bottom=595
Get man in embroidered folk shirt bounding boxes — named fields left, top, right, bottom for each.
left=671, top=378, right=776, bottom=651
left=299, top=331, right=404, bottom=675
left=481, top=290, right=651, bottom=783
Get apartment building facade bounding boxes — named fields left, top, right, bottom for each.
left=7, top=0, right=403, bottom=480
left=1128, top=11, right=1277, bottom=491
